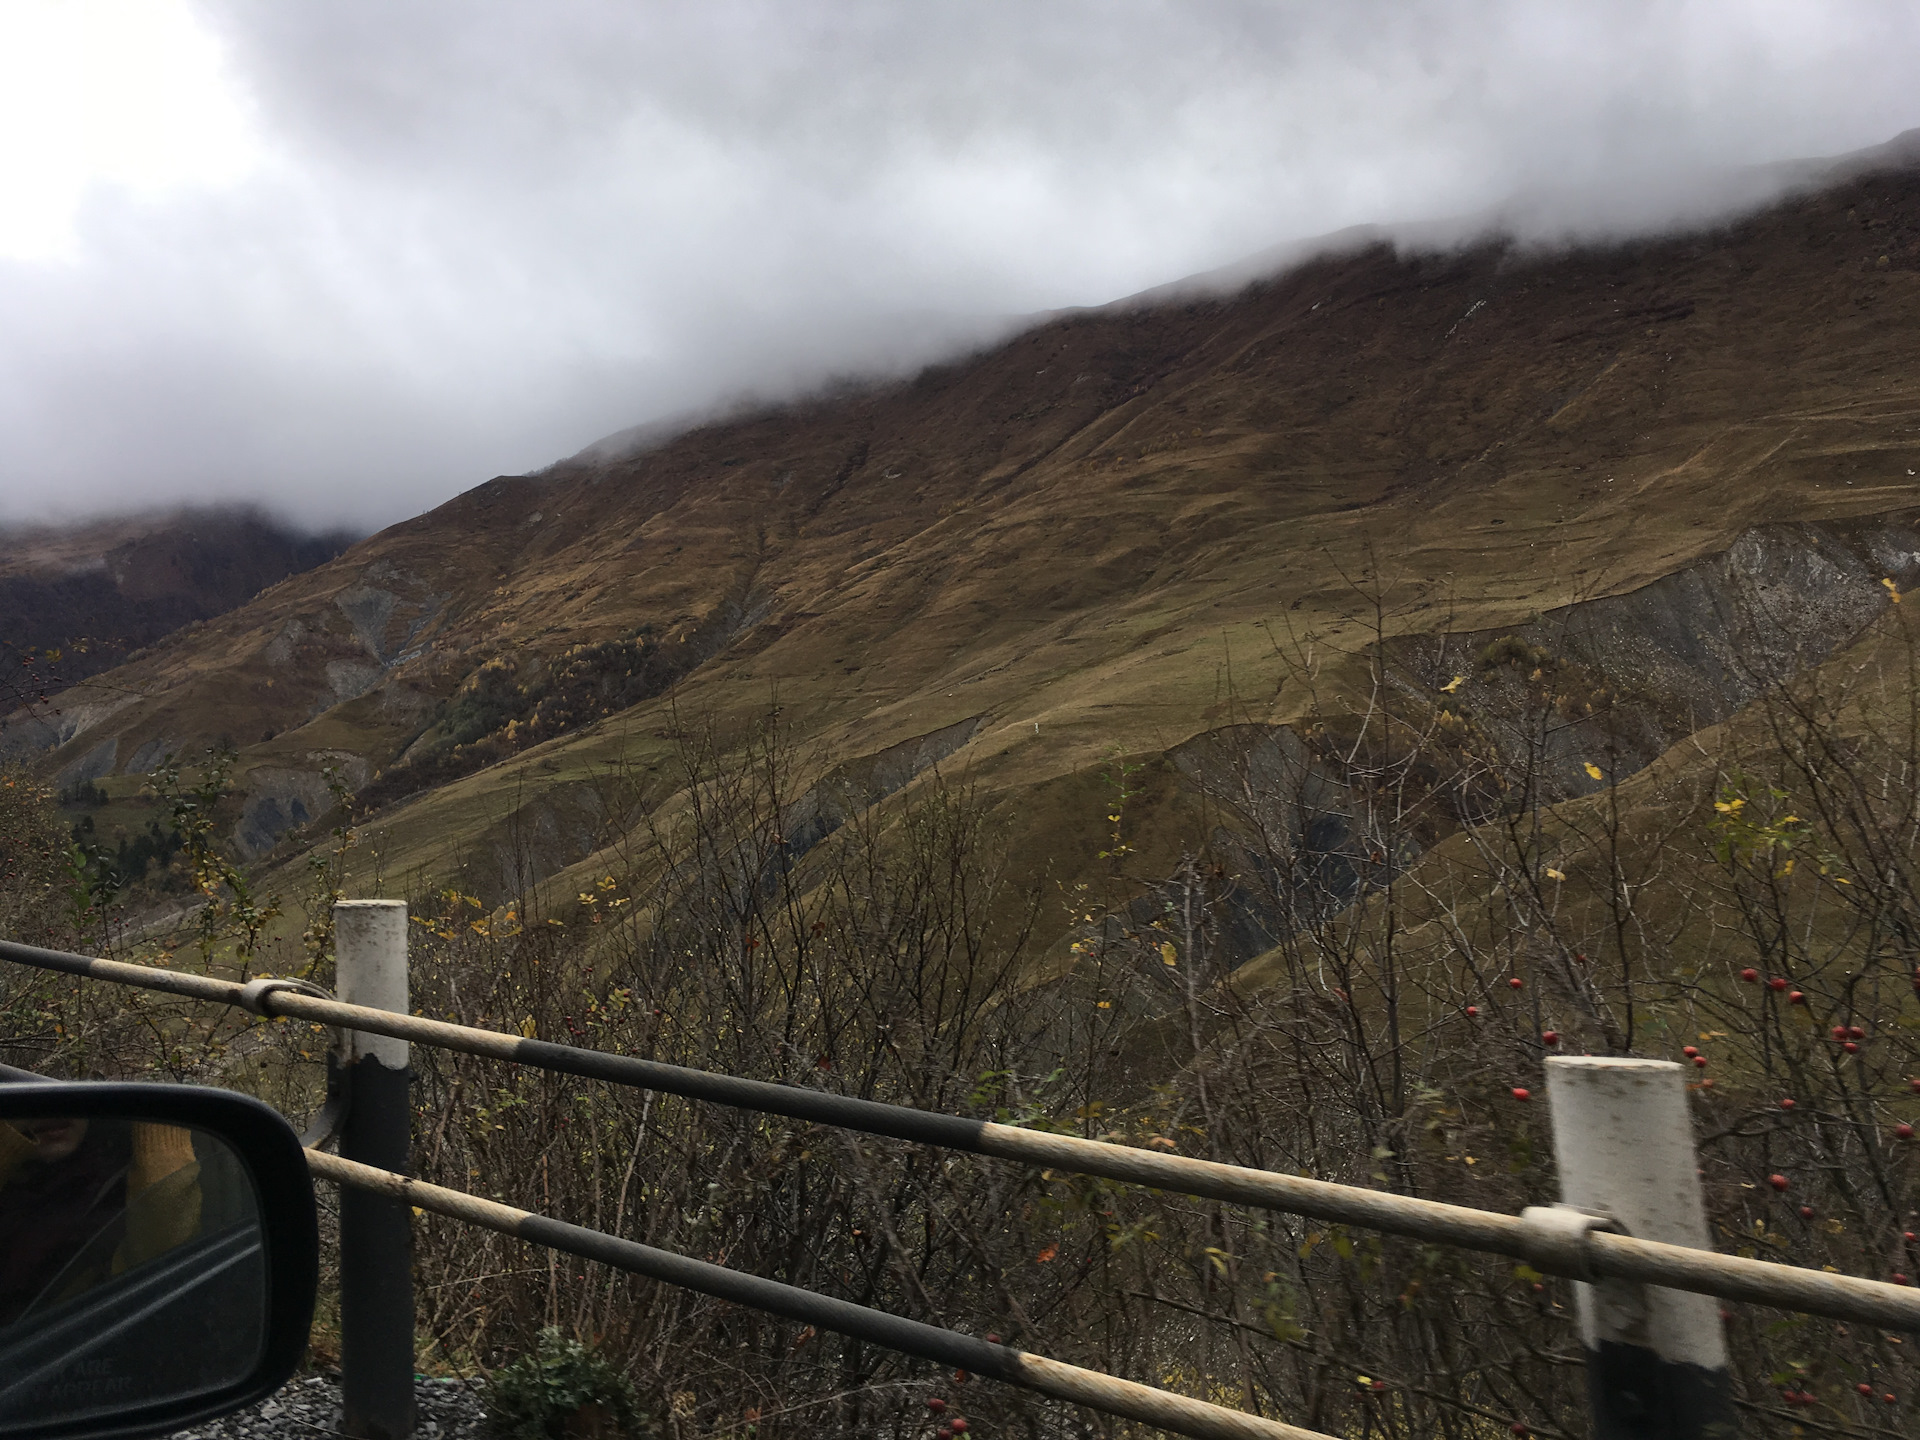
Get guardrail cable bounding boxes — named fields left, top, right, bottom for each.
left=305, top=1148, right=1335, bottom=1440
left=6, top=938, right=1918, bottom=1333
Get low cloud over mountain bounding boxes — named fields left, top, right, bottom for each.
left=0, top=1, right=1917, bottom=531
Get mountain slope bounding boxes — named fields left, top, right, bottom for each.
left=0, top=508, right=353, bottom=697
left=15, top=138, right=1920, bottom=946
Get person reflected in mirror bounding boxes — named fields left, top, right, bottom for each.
left=0, top=1117, right=205, bottom=1327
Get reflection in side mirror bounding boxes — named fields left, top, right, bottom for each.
left=0, top=1085, right=318, bottom=1440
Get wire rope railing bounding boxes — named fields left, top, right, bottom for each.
left=304, top=1148, right=1328, bottom=1440
left=5, top=937, right=1915, bottom=1331
left=6, top=923, right=1918, bottom=1440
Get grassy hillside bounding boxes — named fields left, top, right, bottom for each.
left=12, top=138, right=1920, bottom=959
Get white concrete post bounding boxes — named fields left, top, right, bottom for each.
left=332, top=900, right=414, bottom=1440
left=334, top=901, right=410, bottom=1070
left=1545, top=1056, right=1737, bottom=1440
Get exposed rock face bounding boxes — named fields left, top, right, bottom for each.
left=0, top=691, right=140, bottom=765
left=56, top=737, right=118, bottom=789
left=1402, top=516, right=1920, bottom=797
left=324, top=660, right=385, bottom=708
left=1170, top=516, right=1920, bottom=965
left=785, top=713, right=989, bottom=860
left=335, top=584, right=399, bottom=660
left=231, top=754, right=372, bottom=859
left=124, top=738, right=173, bottom=774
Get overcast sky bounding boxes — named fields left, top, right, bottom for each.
left=0, top=0, right=1915, bottom=533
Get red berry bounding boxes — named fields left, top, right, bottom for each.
left=1510, top=1424, right=1529, bottom=1437
left=953, top=1371, right=968, bottom=1384
left=1886, top=1394, right=1898, bottom=1404
left=1541, top=1030, right=1559, bottom=1045
left=1683, top=1046, right=1699, bottom=1057
left=1781, top=1098, right=1796, bottom=1109
left=985, top=1334, right=1001, bottom=1344
left=1907, top=1232, right=1917, bottom=1242
left=1845, top=1041, right=1861, bottom=1054
left=1833, top=1025, right=1850, bottom=1040
left=950, top=1422, right=968, bottom=1435
left=1898, top=1124, right=1914, bottom=1140
left=1895, top=1274, right=1912, bottom=1286
left=1693, top=1055, right=1709, bottom=1068
left=1741, top=968, right=1759, bottom=982
left=1912, top=1078, right=1920, bottom=1094
left=1770, top=1173, right=1789, bottom=1191
left=1371, top=1380, right=1387, bottom=1392
left=1509, top=977, right=1524, bottom=990
left=1790, top=991, right=1806, bottom=1004
left=1861, top=1383, right=1875, bottom=1396
left=938, top=1428, right=952, bottom=1439
left=927, top=1399, right=946, bottom=1413
left=1850, top=1025, right=1867, bottom=1039
left=1466, top=1005, right=1480, bottom=1017
left=1801, top=1205, right=1815, bottom=1219
left=1511, top=1087, right=1532, bottom=1102
left=1769, top=977, right=1788, bottom=990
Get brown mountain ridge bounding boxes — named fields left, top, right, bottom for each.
left=0, top=508, right=354, bottom=699
left=12, top=136, right=1920, bottom=959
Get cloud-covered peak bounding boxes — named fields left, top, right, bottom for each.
left=1, top=0, right=1915, bottom=530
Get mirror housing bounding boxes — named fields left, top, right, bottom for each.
left=0, top=1082, right=319, bottom=1440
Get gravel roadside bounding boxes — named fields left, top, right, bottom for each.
left=170, top=1373, right=486, bottom=1440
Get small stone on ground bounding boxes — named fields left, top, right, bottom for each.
left=170, top=1372, right=485, bottom=1440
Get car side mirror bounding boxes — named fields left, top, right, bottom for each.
left=0, top=1082, right=319, bottom=1440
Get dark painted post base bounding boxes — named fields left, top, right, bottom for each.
left=336, top=1052, right=415, bottom=1440
left=1586, top=1341, right=1739, bottom=1440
